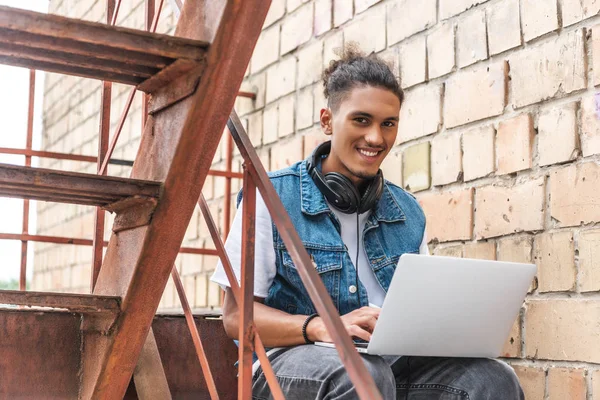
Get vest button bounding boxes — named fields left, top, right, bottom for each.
left=349, top=285, right=357, bottom=294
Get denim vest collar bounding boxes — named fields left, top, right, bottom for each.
left=299, top=159, right=406, bottom=222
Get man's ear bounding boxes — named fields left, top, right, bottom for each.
left=320, top=108, right=333, bottom=136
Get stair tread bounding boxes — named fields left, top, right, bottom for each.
left=0, top=163, right=161, bottom=208
left=0, top=6, right=209, bottom=90
left=0, top=289, right=121, bottom=314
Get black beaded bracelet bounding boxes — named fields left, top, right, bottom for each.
left=302, top=313, right=319, bottom=344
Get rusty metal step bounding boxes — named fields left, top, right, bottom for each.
left=0, top=163, right=161, bottom=209
left=0, top=290, right=120, bottom=314
left=0, top=6, right=208, bottom=91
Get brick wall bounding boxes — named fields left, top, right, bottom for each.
left=35, top=1, right=600, bottom=398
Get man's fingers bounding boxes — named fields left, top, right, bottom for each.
left=348, top=325, right=371, bottom=342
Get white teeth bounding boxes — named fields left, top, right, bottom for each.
left=359, top=149, right=378, bottom=157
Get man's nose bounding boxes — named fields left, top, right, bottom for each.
left=365, top=127, right=385, bottom=147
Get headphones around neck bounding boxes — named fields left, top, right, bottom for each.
left=306, top=141, right=384, bottom=214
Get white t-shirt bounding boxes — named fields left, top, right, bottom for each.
left=210, top=190, right=429, bottom=307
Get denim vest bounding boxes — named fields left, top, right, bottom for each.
left=239, top=158, right=426, bottom=316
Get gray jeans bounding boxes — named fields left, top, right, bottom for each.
left=252, top=345, right=524, bottom=399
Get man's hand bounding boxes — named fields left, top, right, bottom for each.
left=306, top=306, right=381, bottom=343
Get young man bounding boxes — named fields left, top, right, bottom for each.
left=211, top=46, right=524, bottom=399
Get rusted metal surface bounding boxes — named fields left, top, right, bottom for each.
left=0, top=309, right=236, bottom=399
left=142, top=0, right=155, bottom=131
left=138, top=58, right=202, bottom=93
left=0, top=163, right=161, bottom=207
left=153, top=315, right=238, bottom=400
left=84, top=1, right=270, bottom=397
left=133, top=327, right=173, bottom=400
left=99, top=88, right=136, bottom=175
left=0, top=232, right=218, bottom=257
left=223, top=131, right=234, bottom=240
left=0, top=6, right=209, bottom=86
left=238, top=169, right=256, bottom=399
left=0, top=146, right=133, bottom=165
left=0, top=310, right=81, bottom=399
left=172, top=267, right=220, bottom=400
left=228, top=112, right=383, bottom=399
left=0, top=289, right=121, bottom=314
left=198, top=194, right=285, bottom=400
left=92, top=0, right=115, bottom=291
left=236, top=91, right=256, bottom=100
left=19, top=69, right=35, bottom=291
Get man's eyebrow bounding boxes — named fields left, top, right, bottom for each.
left=349, top=111, right=399, bottom=121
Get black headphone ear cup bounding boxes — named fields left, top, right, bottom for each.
left=323, top=172, right=360, bottom=214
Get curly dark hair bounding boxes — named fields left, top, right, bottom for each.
left=322, top=43, right=404, bottom=111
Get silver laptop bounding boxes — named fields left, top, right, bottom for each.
left=316, top=254, right=536, bottom=357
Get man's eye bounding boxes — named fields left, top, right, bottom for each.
left=383, top=121, right=396, bottom=128
left=354, top=117, right=368, bottom=124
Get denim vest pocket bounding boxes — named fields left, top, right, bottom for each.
left=281, top=249, right=343, bottom=311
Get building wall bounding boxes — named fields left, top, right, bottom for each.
left=35, top=1, right=600, bottom=398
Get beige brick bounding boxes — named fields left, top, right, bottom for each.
left=427, top=23, right=455, bottom=79
left=355, top=0, right=382, bottom=13
left=444, top=62, right=507, bottom=128
left=397, top=84, right=442, bottom=143
left=387, top=0, right=436, bottom=46
left=183, top=275, right=196, bottom=307
left=380, top=150, right=402, bottom=187
left=250, top=25, right=280, bottom=73
left=271, top=134, right=304, bottom=170
left=162, top=281, right=175, bottom=308
left=247, top=110, right=263, bottom=147
left=264, top=0, right=285, bottom=28
left=501, top=317, right=521, bottom=358
left=513, top=366, right=545, bottom=400
left=194, top=274, right=208, bottom=308
left=486, top=0, right=521, bottom=55
left=203, top=255, right=219, bottom=273
left=580, top=95, right=600, bottom=156
left=521, top=0, right=558, bottom=41
left=207, top=281, right=221, bottom=307
left=263, top=103, right=278, bottom=144
left=526, top=299, right=600, bottom=362
left=439, top=0, right=488, bottom=20
left=579, top=229, right=600, bottom=292
left=456, top=9, right=487, bottom=68
left=431, top=131, right=462, bottom=186
left=548, top=368, right=586, bottom=400
left=538, top=102, right=578, bottom=166
left=474, top=179, right=545, bottom=239
left=562, top=0, right=600, bottom=27
left=593, top=371, right=600, bottom=400
left=418, top=189, right=473, bottom=242
left=298, top=41, right=323, bottom=88
left=593, top=26, right=600, bottom=86
left=399, top=35, right=426, bottom=89
left=302, top=126, right=328, bottom=158
left=314, top=0, right=333, bottom=36
left=534, top=231, right=575, bottom=292
left=323, top=30, right=343, bottom=68
left=266, top=56, right=296, bottom=103
left=464, top=242, right=496, bottom=260
left=510, top=30, right=586, bottom=108
left=287, top=0, right=307, bottom=12
left=433, top=245, right=463, bottom=257
left=496, top=114, right=534, bottom=175
left=313, top=83, right=327, bottom=123
left=297, top=87, right=314, bottom=130
left=550, top=163, right=600, bottom=227
left=462, top=125, right=495, bottom=181
left=344, top=5, right=386, bottom=53
left=498, top=236, right=533, bottom=264
left=402, top=142, right=431, bottom=192
left=281, top=3, right=313, bottom=55
left=278, top=94, right=295, bottom=138
left=333, top=0, right=353, bottom=27
left=184, top=211, right=199, bottom=241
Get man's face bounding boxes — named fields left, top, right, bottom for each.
left=320, top=85, right=401, bottom=187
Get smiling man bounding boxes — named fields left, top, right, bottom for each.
left=211, top=45, right=523, bottom=399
